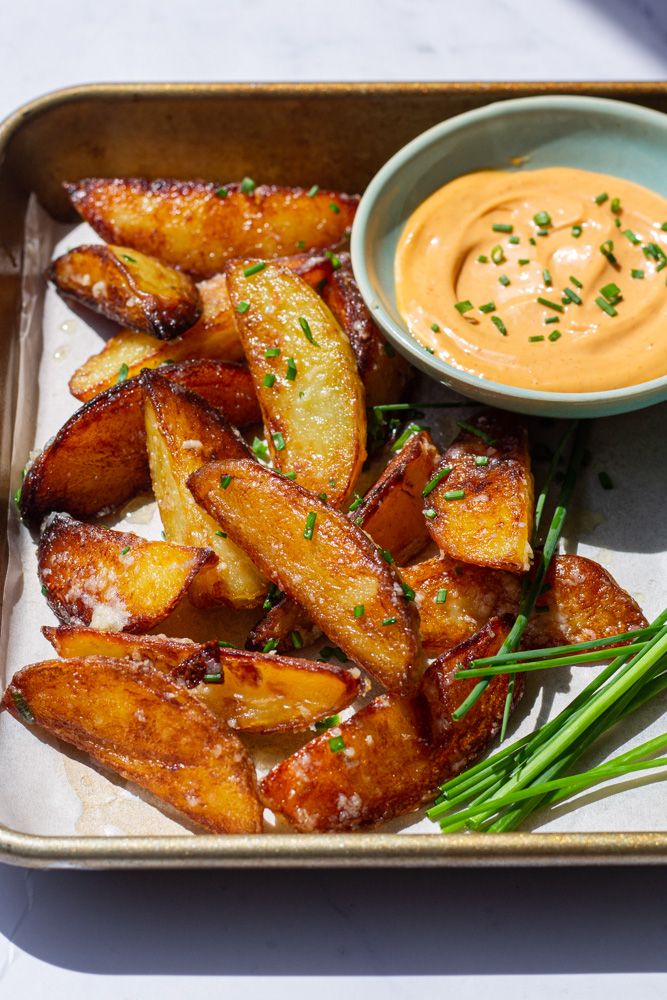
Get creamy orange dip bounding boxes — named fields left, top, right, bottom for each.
left=395, top=167, right=667, bottom=392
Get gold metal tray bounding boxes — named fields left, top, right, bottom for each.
left=2, top=82, right=667, bottom=869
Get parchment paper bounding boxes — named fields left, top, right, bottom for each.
left=1, top=198, right=666, bottom=838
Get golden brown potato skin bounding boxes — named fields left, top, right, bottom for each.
left=321, top=255, right=411, bottom=407
left=42, top=625, right=200, bottom=669
left=426, top=411, right=534, bottom=574
left=49, top=244, right=202, bottom=339
left=19, top=360, right=260, bottom=526
left=261, top=617, right=520, bottom=831
left=66, top=179, right=358, bottom=279
left=524, top=554, right=648, bottom=648
left=2, top=657, right=262, bottom=834
left=188, top=459, right=422, bottom=695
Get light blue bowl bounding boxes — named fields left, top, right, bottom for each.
left=351, top=95, right=667, bottom=418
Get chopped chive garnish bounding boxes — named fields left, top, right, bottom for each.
left=265, top=347, right=281, bottom=358
left=241, top=176, right=256, bottom=193
left=41, top=584, right=48, bottom=597
left=611, top=197, right=621, bottom=214
left=643, top=242, right=667, bottom=263
left=548, top=329, right=562, bottom=342
left=454, top=300, right=474, bottom=314
left=499, top=275, right=511, bottom=287
left=598, top=471, right=614, bottom=490
left=252, top=436, right=269, bottom=462
left=600, top=282, right=621, bottom=303
left=529, top=237, right=536, bottom=246
left=13, top=486, right=21, bottom=506
left=401, top=582, right=416, bottom=601
left=236, top=300, right=250, bottom=314
left=215, top=529, right=227, bottom=538
left=518, top=258, right=530, bottom=266
left=307, top=184, right=319, bottom=197
left=297, top=240, right=305, bottom=249
left=382, top=616, right=397, bottom=626
left=537, top=297, right=564, bottom=313
left=475, top=455, right=489, bottom=466
left=391, top=422, right=422, bottom=452
left=435, top=589, right=448, bottom=604
left=291, top=631, right=303, bottom=649
left=317, top=492, right=328, bottom=502
left=424, top=506, right=437, bottom=519
left=477, top=255, right=489, bottom=263
left=215, top=186, right=228, bottom=198
left=263, top=373, right=276, bottom=388
left=533, top=211, right=551, bottom=227
left=529, top=335, right=545, bottom=342
left=219, top=474, right=232, bottom=489
left=563, top=288, right=582, bottom=305
left=329, top=202, right=341, bottom=214
left=116, top=363, right=129, bottom=384
left=262, top=638, right=279, bottom=653
left=571, top=225, right=582, bottom=238
left=600, top=240, right=618, bottom=264
left=661, top=223, right=667, bottom=232
left=286, top=357, right=297, bottom=381
left=204, top=672, right=223, bottom=683
left=431, top=322, right=440, bottom=332
left=444, top=489, right=466, bottom=500
left=509, top=236, right=520, bottom=245
left=537, top=229, right=549, bottom=237
left=491, top=315, right=507, bottom=335
left=631, top=269, right=645, bottom=279
left=615, top=217, right=622, bottom=228
left=595, top=192, right=609, bottom=205
left=492, top=223, right=514, bottom=233
left=380, top=548, right=394, bottom=564
left=491, top=245, right=505, bottom=265
left=543, top=268, right=552, bottom=286
left=243, top=261, right=265, bottom=277
left=623, top=229, right=641, bottom=245
left=595, top=296, right=618, bottom=317
left=315, top=714, right=340, bottom=731
left=304, top=511, right=317, bottom=539
left=273, top=432, right=286, bottom=452
left=569, top=275, right=583, bottom=289
left=120, top=545, right=130, bottom=555
left=457, top=421, right=496, bottom=446
left=479, top=301, right=496, bottom=314
left=10, top=690, right=34, bottom=724
left=544, top=312, right=559, bottom=322
left=329, top=735, right=346, bottom=752
left=121, top=253, right=137, bottom=263
left=353, top=604, right=365, bottom=618
left=299, top=316, right=319, bottom=346
left=424, top=346, right=435, bottom=354
left=422, top=466, right=452, bottom=496
left=348, top=493, right=364, bottom=512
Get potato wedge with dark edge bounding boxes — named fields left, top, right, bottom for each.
left=49, top=244, right=201, bottom=339
left=261, top=617, right=519, bottom=831
left=2, top=658, right=262, bottom=834
left=246, top=597, right=322, bottom=654
left=321, top=254, right=411, bottom=407
left=426, top=411, right=534, bottom=573
left=65, top=179, right=358, bottom=279
left=524, top=554, right=648, bottom=648
left=38, top=514, right=214, bottom=632
left=68, top=254, right=333, bottom=403
left=226, top=261, right=366, bottom=506
left=188, top=459, right=422, bottom=694
left=19, top=360, right=260, bottom=526
left=41, top=628, right=363, bottom=734
left=143, top=372, right=266, bottom=608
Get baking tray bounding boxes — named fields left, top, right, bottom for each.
left=2, top=81, right=667, bottom=869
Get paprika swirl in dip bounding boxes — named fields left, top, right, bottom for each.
left=394, top=166, right=667, bottom=393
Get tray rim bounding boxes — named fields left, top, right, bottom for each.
left=3, top=80, right=667, bottom=869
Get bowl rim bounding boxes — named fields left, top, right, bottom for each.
left=350, top=93, right=667, bottom=405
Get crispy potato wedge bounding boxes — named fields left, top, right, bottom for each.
left=246, top=596, right=322, bottom=654
left=143, top=372, right=266, bottom=608
left=261, top=617, right=519, bottom=831
left=49, top=244, right=201, bottom=339
left=188, top=459, right=422, bottom=694
left=19, top=360, right=260, bottom=525
left=426, top=411, right=534, bottom=573
left=226, top=261, right=366, bottom=505
left=68, top=255, right=333, bottom=403
left=38, top=514, right=214, bottom=632
left=402, top=555, right=521, bottom=654
left=524, top=554, right=648, bottom=648
left=2, top=657, right=262, bottom=833
left=66, top=179, right=358, bottom=279
left=42, top=627, right=363, bottom=734
left=354, top=430, right=439, bottom=564
left=321, top=255, right=411, bottom=407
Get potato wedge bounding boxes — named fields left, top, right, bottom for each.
left=246, top=596, right=322, bottom=654
left=49, top=244, right=201, bottom=339
left=66, top=178, right=358, bottom=279
left=426, top=411, right=534, bottom=573
left=42, top=627, right=363, bottom=734
left=321, top=254, right=411, bottom=407
left=38, top=514, right=214, bottom=632
left=261, top=617, right=518, bottom=831
left=143, top=372, right=266, bottom=608
left=2, top=657, right=262, bottom=833
left=19, top=360, right=260, bottom=525
left=402, top=555, right=521, bottom=654
left=524, top=554, right=648, bottom=648
left=353, top=430, right=439, bottom=564
left=226, top=261, right=366, bottom=505
left=188, top=459, right=422, bottom=694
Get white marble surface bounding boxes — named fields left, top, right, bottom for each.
left=2, top=0, right=667, bottom=997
